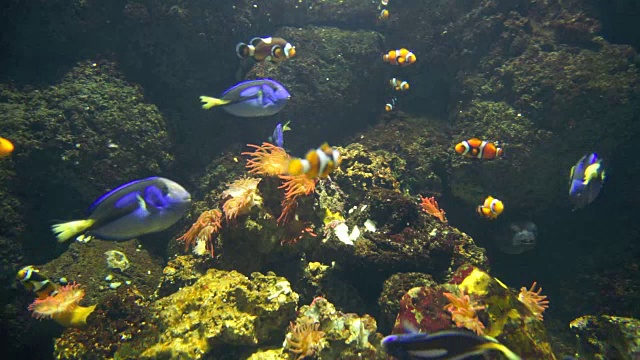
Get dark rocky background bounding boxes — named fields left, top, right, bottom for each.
left=1, top=0, right=639, bottom=358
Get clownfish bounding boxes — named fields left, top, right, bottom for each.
left=477, top=196, right=504, bottom=220
left=17, top=265, right=59, bottom=300
left=390, top=78, right=409, bottom=91
left=236, top=37, right=296, bottom=62
left=385, top=97, right=398, bottom=112
left=378, top=9, right=389, bottom=21
left=287, top=143, right=342, bottom=179
left=383, top=48, right=416, bottom=66
left=455, top=138, right=504, bottom=160
left=0, top=136, right=14, bottom=158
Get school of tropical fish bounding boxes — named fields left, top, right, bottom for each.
left=4, top=0, right=611, bottom=358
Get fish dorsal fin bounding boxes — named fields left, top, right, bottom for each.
left=87, top=177, right=158, bottom=215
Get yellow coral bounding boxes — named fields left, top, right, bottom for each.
left=222, top=178, right=262, bottom=220
left=285, top=316, right=326, bottom=360
left=443, top=291, right=486, bottom=335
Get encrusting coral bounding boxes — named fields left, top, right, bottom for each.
left=518, top=282, right=549, bottom=321
left=177, top=209, right=222, bottom=257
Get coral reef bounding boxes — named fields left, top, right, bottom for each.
left=53, top=287, right=158, bottom=359
left=39, top=239, right=163, bottom=305
left=393, top=266, right=557, bottom=359
left=570, top=315, right=640, bottom=359
left=141, top=269, right=298, bottom=358
left=287, top=297, right=386, bottom=359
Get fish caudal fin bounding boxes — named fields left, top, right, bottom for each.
left=51, top=219, right=95, bottom=243
left=476, top=342, right=522, bottom=360
left=200, top=96, right=230, bottom=110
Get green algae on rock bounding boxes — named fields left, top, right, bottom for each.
left=570, top=315, right=640, bottom=359
left=141, top=269, right=299, bottom=358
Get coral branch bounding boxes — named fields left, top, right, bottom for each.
left=419, top=195, right=447, bottom=223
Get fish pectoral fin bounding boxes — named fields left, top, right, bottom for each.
left=200, top=96, right=230, bottom=109
left=51, top=219, right=96, bottom=243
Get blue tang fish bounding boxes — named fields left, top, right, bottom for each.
left=52, top=177, right=191, bottom=242
left=268, top=121, right=291, bottom=148
left=382, top=329, right=521, bottom=360
left=199, top=79, right=290, bottom=117
left=569, top=152, right=605, bottom=209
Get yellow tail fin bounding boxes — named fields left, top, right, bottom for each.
left=51, top=219, right=95, bottom=243
left=477, top=342, right=521, bottom=360
left=200, top=96, right=230, bottom=110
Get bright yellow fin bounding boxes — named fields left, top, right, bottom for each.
left=477, top=342, right=521, bottom=360
left=200, top=96, right=230, bottom=109
left=51, top=219, right=95, bottom=243
left=52, top=304, right=96, bottom=328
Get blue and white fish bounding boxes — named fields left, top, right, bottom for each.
left=382, top=329, right=521, bottom=360
left=51, top=177, right=191, bottom=242
left=569, top=152, right=605, bottom=209
left=200, top=79, right=290, bottom=117
left=268, top=121, right=291, bottom=148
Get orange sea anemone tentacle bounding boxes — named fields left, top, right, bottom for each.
left=242, top=142, right=290, bottom=176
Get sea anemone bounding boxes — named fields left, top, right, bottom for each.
left=177, top=209, right=222, bottom=257
left=419, top=195, right=447, bottom=223
left=518, top=281, right=549, bottom=320
left=442, top=291, right=486, bottom=335
left=222, top=177, right=262, bottom=220
left=28, top=283, right=96, bottom=327
left=285, top=316, right=326, bottom=360
left=243, top=142, right=290, bottom=176
left=278, top=174, right=317, bottom=200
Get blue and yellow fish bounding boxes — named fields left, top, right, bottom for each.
left=51, top=177, right=191, bottom=242
left=268, top=121, right=291, bottom=148
left=287, top=143, right=342, bottom=179
left=382, top=329, right=521, bottom=359
left=569, top=152, right=605, bottom=209
left=200, top=79, right=290, bottom=117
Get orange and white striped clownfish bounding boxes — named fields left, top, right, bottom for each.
left=455, top=138, right=504, bottom=160
left=385, top=97, right=398, bottom=112
left=287, top=143, right=342, bottom=179
left=378, top=9, right=390, bottom=21
left=382, top=48, right=416, bottom=66
left=236, top=37, right=296, bottom=62
left=17, top=265, right=59, bottom=300
left=476, top=196, right=504, bottom=220
left=389, top=78, right=409, bottom=91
